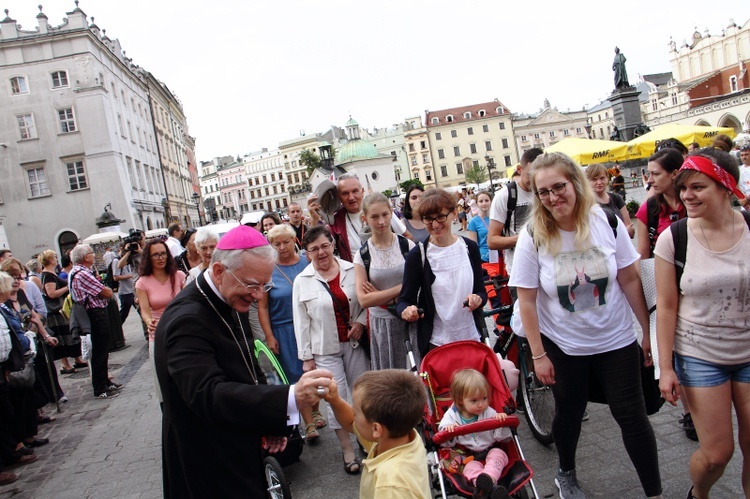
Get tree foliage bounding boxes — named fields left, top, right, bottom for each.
left=399, top=179, right=424, bottom=193
left=299, top=149, right=321, bottom=176
left=465, top=165, right=488, bottom=185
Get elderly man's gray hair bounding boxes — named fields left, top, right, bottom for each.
left=337, top=172, right=360, bottom=183
left=210, top=246, right=275, bottom=271
left=70, top=244, right=92, bottom=264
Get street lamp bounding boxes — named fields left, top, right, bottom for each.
left=485, top=156, right=496, bottom=194
left=191, top=192, right=203, bottom=226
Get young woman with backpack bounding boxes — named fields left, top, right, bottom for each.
left=655, top=148, right=750, bottom=499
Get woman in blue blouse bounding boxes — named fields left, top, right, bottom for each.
left=258, top=224, right=326, bottom=442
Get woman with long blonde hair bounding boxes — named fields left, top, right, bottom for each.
left=509, top=152, right=662, bottom=498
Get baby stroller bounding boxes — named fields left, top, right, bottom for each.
left=254, top=340, right=305, bottom=499
left=419, top=340, right=537, bottom=499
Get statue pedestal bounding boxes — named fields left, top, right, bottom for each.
left=608, top=88, right=641, bottom=141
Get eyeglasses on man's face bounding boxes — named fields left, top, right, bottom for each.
left=307, top=242, right=333, bottom=255
left=421, top=212, right=451, bottom=225
left=535, top=182, right=569, bottom=200
left=225, top=268, right=274, bottom=293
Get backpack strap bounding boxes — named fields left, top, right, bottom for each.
left=503, top=181, right=517, bottom=236
left=670, top=218, right=688, bottom=292
left=359, top=242, right=371, bottom=281
left=646, top=196, right=660, bottom=257
left=360, top=234, right=412, bottom=281
left=604, top=209, right=619, bottom=239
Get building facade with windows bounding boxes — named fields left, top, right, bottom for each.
left=403, top=116, right=435, bottom=188
left=216, top=159, right=247, bottom=221
left=362, top=122, right=409, bottom=192
left=513, top=99, right=589, bottom=155
left=0, top=6, right=167, bottom=259
left=199, top=156, right=233, bottom=223
left=425, top=101, right=518, bottom=187
left=641, top=20, right=750, bottom=133
left=244, top=148, right=288, bottom=213
left=146, top=73, right=199, bottom=228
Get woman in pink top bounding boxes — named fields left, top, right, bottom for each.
left=136, top=239, right=185, bottom=404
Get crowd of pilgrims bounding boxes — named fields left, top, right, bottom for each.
left=0, top=136, right=748, bottom=499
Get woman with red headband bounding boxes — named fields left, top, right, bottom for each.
left=655, top=148, right=750, bottom=499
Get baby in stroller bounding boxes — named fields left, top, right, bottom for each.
left=439, top=368, right=511, bottom=499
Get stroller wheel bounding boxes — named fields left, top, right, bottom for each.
left=264, top=456, right=292, bottom=499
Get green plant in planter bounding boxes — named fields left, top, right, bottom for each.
left=626, top=200, right=640, bottom=218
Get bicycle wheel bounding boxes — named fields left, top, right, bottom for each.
left=518, top=339, right=555, bottom=445
left=264, top=456, right=292, bottom=499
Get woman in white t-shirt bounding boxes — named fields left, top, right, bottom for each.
left=655, top=148, right=750, bottom=499
left=509, top=152, right=661, bottom=499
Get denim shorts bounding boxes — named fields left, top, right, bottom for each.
left=674, top=352, right=750, bottom=387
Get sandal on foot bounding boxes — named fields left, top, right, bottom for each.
left=311, top=410, right=327, bottom=429
left=305, top=423, right=320, bottom=443
left=60, top=367, right=76, bottom=375
left=343, top=454, right=361, bottom=475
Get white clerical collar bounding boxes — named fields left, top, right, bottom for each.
left=204, top=269, right=228, bottom=305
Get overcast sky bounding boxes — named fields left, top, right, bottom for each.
left=3, top=0, right=748, bottom=161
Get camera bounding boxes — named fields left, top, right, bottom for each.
left=123, top=229, right=143, bottom=252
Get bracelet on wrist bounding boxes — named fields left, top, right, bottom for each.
left=531, top=351, right=547, bottom=361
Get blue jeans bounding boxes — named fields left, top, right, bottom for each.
left=674, top=352, right=750, bottom=387
left=542, top=336, right=662, bottom=497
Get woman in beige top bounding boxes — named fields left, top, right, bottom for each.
left=655, top=148, right=750, bottom=499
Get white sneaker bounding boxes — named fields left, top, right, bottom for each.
left=555, top=469, right=586, bottom=499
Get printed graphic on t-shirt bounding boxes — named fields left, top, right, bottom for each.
left=554, top=247, right=609, bottom=313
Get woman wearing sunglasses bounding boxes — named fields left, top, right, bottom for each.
left=397, top=189, right=487, bottom=357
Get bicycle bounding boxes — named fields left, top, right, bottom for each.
left=481, top=274, right=555, bottom=446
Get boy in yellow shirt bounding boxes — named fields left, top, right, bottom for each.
left=325, top=369, right=431, bottom=499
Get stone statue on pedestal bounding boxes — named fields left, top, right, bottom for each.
left=612, top=47, right=629, bottom=90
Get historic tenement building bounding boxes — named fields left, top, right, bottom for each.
left=0, top=5, right=196, bottom=259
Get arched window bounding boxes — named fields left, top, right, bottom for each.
left=57, top=231, right=78, bottom=257
left=478, top=110, right=486, bottom=117
left=446, top=115, right=454, bottom=123
left=463, top=112, right=471, bottom=119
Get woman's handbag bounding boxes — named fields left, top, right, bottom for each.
left=44, top=294, right=64, bottom=314
left=8, top=351, right=36, bottom=389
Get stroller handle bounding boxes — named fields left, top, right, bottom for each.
left=433, top=415, right=520, bottom=446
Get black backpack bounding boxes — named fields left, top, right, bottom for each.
left=670, top=210, right=750, bottom=291
left=645, top=196, right=661, bottom=257
left=104, top=261, right=119, bottom=292
left=502, top=181, right=518, bottom=236
left=359, top=235, right=411, bottom=280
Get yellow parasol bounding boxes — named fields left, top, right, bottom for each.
left=625, top=123, right=736, bottom=159
left=545, top=138, right=629, bottom=165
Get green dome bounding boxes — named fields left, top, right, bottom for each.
left=337, top=139, right=379, bottom=163
left=345, top=117, right=359, bottom=127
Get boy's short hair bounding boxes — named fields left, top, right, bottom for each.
left=353, top=370, right=425, bottom=438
